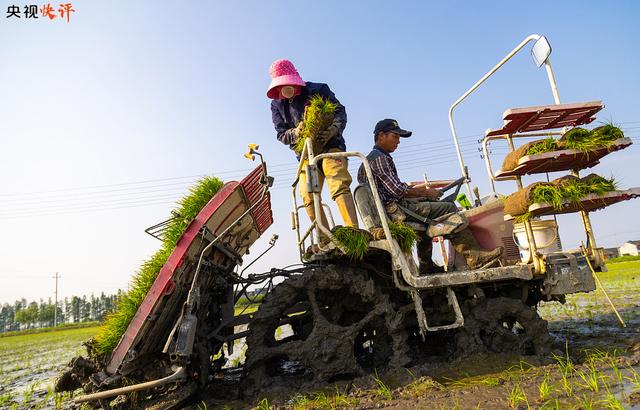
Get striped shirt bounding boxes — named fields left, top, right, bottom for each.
left=357, top=146, right=409, bottom=205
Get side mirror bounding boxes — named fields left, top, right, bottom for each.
left=531, top=36, right=552, bottom=67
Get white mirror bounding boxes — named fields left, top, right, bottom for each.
left=531, top=36, right=552, bottom=67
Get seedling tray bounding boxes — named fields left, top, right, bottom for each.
left=504, top=188, right=640, bottom=220
left=486, top=101, right=603, bottom=137
left=495, top=138, right=633, bottom=179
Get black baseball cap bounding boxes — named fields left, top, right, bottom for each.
left=373, top=119, right=412, bottom=137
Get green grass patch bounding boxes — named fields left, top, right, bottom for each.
left=294, top=94, right=337, bottom=154
left=388, top=222, right=419, bottom=253
left=0, top=321, right=100, bottom=338
left=92, top=176, right=224, bottom=357
left=607, top=254, right=640, bottom=263
left=332, top=226, right=370, bottom=260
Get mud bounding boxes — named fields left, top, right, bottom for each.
left=242, top=264, right=409, bottom=396
left=192, top=300, right=639, bottom=409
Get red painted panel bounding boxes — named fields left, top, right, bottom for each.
left=107, top=182, right=241, bottom=374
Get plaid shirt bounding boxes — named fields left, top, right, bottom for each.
left=357, top=146, right=409, bottom=205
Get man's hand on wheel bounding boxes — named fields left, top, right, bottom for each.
left=406, top=185, right=442, bottom=200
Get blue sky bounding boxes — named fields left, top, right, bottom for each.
left=1, top=1, right=639, bottom=303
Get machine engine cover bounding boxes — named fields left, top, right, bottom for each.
left=543, top=252, right=596, bottom=296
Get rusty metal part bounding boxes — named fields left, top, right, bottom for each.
left=74, top=366, right=186, bottom=404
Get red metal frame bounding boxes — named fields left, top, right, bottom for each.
left=486, top=101, right=603, bottom=137
left=106, top=165, right=273, bottom=375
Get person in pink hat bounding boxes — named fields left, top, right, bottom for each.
left=267, top=59, right=359, bottom=230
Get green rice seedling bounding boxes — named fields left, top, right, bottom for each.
left=332, top=226, right=370, bottom=260
left=514, top=211, right=534, bottom=222
left=93, top=176, right=224, bottom=356
left=589, top=124, right=624, bottom=146
left=526, top=137, right=558, bottom=155
left=560, top=127, right=591, bottom=150
left=539, top=399, right=560, bottom=410
left=507, top=384, right=529, bottom=409
left=294, top=94, right=337, bottom=154
left=332, top=386, right=357, bottom=408
left=530, top=185, right=564, bottom=209
left=373, top=370, right=393, bottom=400
left=0, top=392, right=13, bottom=407
left=576, top=394, right=595, bottom=410
left=601, top=392, right=624, bottom=410
left=290, top=393, right=310, bottom=409
left=196, top=401, right=208, bottom=410
left=256, top=397, right=271, bottom=410
left=563, top=124, right=624, bottom=151
left=311, top=391, right=330, bottom=408
left=539, top=371, right=553, bottom=401
left=576, top=365, right=599, bottom=392
left=388, top=221, right=418, bottom=253
left=553, top=341, right=575, bottom=395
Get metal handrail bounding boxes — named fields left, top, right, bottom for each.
left=482, top=131, right=563, bottom=192
left=290, top=140, right=409, bottom=271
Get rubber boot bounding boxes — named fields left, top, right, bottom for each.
left=450, top=228, right=503, bottom=270
left=335, top=193, right=359, bottom=228
left=417, top=237, right=445, bottom=275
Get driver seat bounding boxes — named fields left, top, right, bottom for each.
left=353, top=184, right=426, bottom=233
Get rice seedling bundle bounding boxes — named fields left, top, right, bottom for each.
left=294, top=94, right=337, bottom=155
left=506, top=173, right=617, bottom=219
left=388, top=222, right=419, bottom=253
left=526, top=137, right=560, bottom=156
left=92, top=176, right=224, bottom=357
left=560, top=125, right=624, bottom=152
left=502, top=125, right=625, bottom=172
left=332, top=226, right=371, bottom=260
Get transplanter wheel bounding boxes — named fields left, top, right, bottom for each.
left=242, top=264, right=408, bottom=395
left=460, top=297, right=552, bottom=356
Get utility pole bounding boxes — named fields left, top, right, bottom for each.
left=53, top=272, right=60, bottom=327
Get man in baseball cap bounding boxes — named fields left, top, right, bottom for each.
left=357, top=119, right=502, bottom=274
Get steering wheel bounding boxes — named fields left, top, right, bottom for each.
left=438, top=167, right=468, bottom=203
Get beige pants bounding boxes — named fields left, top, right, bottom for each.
left=299, top=148, right=352, bottom=218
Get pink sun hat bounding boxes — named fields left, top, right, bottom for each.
left=266, top=59, right=306, bottom=99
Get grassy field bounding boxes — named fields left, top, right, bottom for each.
left=0, top=326, right=98, bottom=409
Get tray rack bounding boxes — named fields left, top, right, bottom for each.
left=483, top=100, right=637, bottom=271
left=494, top=138, right=633, bottom=179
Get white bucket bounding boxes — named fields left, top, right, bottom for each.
left=513, top=219, right=561, bottom=262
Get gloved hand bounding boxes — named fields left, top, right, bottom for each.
left=315, top=122, right=341, bottom=145
left=293, top=121, right=305, bottom=139
left=424, top=187, right=443, bottom=201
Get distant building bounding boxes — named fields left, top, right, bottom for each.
left=603, top=247, right=620, bottom=260
left=618, top=240, right=640, bottom=256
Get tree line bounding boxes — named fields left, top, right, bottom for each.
left=0, top=291, right=123, bottom=332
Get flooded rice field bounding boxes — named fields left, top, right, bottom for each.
left=0, top=261, right=638, bottom=409
left=0, top=326, right=97, bottom=409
